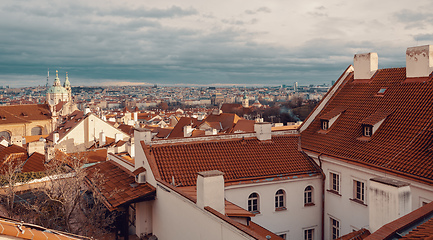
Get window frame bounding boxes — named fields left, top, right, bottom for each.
left=363, top=125, right=373, bottom=137
left=248, top=192, right=260, bottom=213
left=330, top=217, right=340, bottom=239
left=304, top=185, right=314, bottom=206
left=321, top=120, right=329, bottom=130
left=354, top=180, right=365, bottom=202
left=275, top=189, right=286, bottom=211
left=329, top=172, right=340, bottom=194
left=304, top=228, right=315, bottom=240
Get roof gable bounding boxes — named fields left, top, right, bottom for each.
left=301, top=67, right=433, bottom=183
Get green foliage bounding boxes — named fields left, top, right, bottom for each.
left=0, top=171, right=46, bottom=186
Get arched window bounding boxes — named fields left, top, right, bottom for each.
left=275, top=189, right=286, bottom=210
left=248, top=192, right=259, bottom=213
left=0, top=131, right=11, bottom=141
left=31, top=126, right=42, bottom=136
left=304, top=186, right=314, bottom=205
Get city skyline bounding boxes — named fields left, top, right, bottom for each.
left=1, top=0, right=433, bottom=87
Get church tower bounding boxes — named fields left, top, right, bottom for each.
left=64, top=72, right=72, bottom=102
left=242, top=92, right=249, bottom=108
left=46, top=70, right=69, bottom=105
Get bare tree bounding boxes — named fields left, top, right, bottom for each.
left=40, top=151, right=89, bottom=232
left=0, top=153, right=27, bottom=217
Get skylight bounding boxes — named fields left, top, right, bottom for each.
left=377, top=88, right=387, bottom=94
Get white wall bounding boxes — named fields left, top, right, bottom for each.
left=305, top=152, right=433, bottom=240
left=225, top=176, right=322, bottom=240
left=146, top=184, right=257, bottom=240
left=58, top=114, right=129, bottom=153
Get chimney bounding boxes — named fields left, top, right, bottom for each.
left=115, top=133, right=122, bottom=142
left=254, top=122, right=272, bottom=141
left=28, top=141, right=45, bottom=155
left=197, top=170, right=225, bottom=215
left=84, top=108, right=91, bottom=115
left=128, top=138, right=135, bottom=158
left=134, top=112, right=138, bottom=122
left=406, top=45, right=433, bottom=78
left=99, top=131, right=106, bottom=147
left=184, top=125, right=193, bottom=137
left=369, top=177, right=411, bottom=232
left=353, top=52, right=378, bottom=80
left=134, top=128, right=152, bottom=144
left=53, top=133, right=59, bottom=144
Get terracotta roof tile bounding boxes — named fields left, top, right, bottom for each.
left=22, top=152, right=46, bottom=172
left=145, top=135, right=321, bottom=186
left=0, top=216, right=86, bottom=239
left=86, top=161, right=156, bottom=211
left=338, top=228, right=371, bottom=240
left=0, top=104, right=51, bottom=125
left=301, top=67, right=433, bottom=184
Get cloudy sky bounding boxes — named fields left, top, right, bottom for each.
left=1, top=0, right=433, bottom=87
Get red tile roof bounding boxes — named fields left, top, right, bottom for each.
left=22, top=152, right=46, bottom=172
left=202, top=113, right=243, bottom=133
left=47, top=110, right=85, bottom=142
left=301, top=67, right=433, bottom=184
left=231, top=119, right=255, bottom=133
left=0, top=104, right=51, bottom=125
left=167, top=117, right=201, bottom=139
left=338, top=228, right=371, bottom=240
left=0, top=216, right=87, bottom=239
left=144, top=135, right=321, bottom=186
left=366, top=201, right=433, bottom=240
left=85, top=161, right=156, bottom=211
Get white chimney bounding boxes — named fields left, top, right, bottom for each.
left=115, top=133, right=122, bottom=142
left=53, top=133, right=59, bottom=144
left=134, top=112, right=138, bottom=122
left=197, top=170, right=225, bottom=215
left=353, top=52, right=378, bottom=80
left=184, top=125, right=193, bottom=138
left=406, top=45, right=433, bottom=78
left=128, top=138, right=135, bottom=158
left=369, top=177, right=411, bottom=232
left=28, top=141, right=45, bottom=155
left=99, top=131, right=106, bottom=147
left=84, top=108, right=91, bottom=115
left=254, top=122, right=272, bottom=141
left=134, top=128, right=152, bottom=144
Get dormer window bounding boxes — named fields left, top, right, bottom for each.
left=358, top=109, right=392, bottom=141
left=318, top=106, right=347, bottom=134
left=363, top=125, right=372, bottom=137
left=321, top=120, right=329, bottom=130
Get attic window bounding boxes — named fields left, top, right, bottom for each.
left=363, top=125, right=372, bottom=137
left=0, top=116, right=5, bottom=120
left=21, top=112, right=28, bottom=117
left=321, top=120, right=329, bottom=130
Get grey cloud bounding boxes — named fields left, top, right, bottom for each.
left=102, top=6, right=198, bottom=19
left=245, top=7, right=271, bottom=15
left=413, top=34, right=433, bottom=41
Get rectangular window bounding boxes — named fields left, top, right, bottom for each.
left=354, top=180, right=365, bottom=202
left=363, top=125, right=372, bottom=137
left=330, top=172, right=340, bottom=193
left=129, top=203, right=136, bottom=227
left=304, top=228, right=314, bottom=240
left=278, top=234, right=287, bottom=240
left=331, top=217, right=340, bottom=239
left=321, top=120, right=329, bottom=130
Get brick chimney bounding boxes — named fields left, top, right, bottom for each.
left=406, top=45, right=433, bottom=78
left=197, top=170, right=225, bottom=215
left=353, top=52, right=378, bottom=80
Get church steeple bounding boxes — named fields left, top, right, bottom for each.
left=54, top=70, right=61, bottom=86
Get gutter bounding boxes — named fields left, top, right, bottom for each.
left=318, top=153, right=325, bottom=240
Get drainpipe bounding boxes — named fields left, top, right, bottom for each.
left=318, top=154, right=325, bottom=240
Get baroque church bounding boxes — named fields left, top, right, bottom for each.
left=46, top=70, right=77, bottom=118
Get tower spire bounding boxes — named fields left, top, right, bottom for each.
left=46, top=68, right=49, bottom=88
